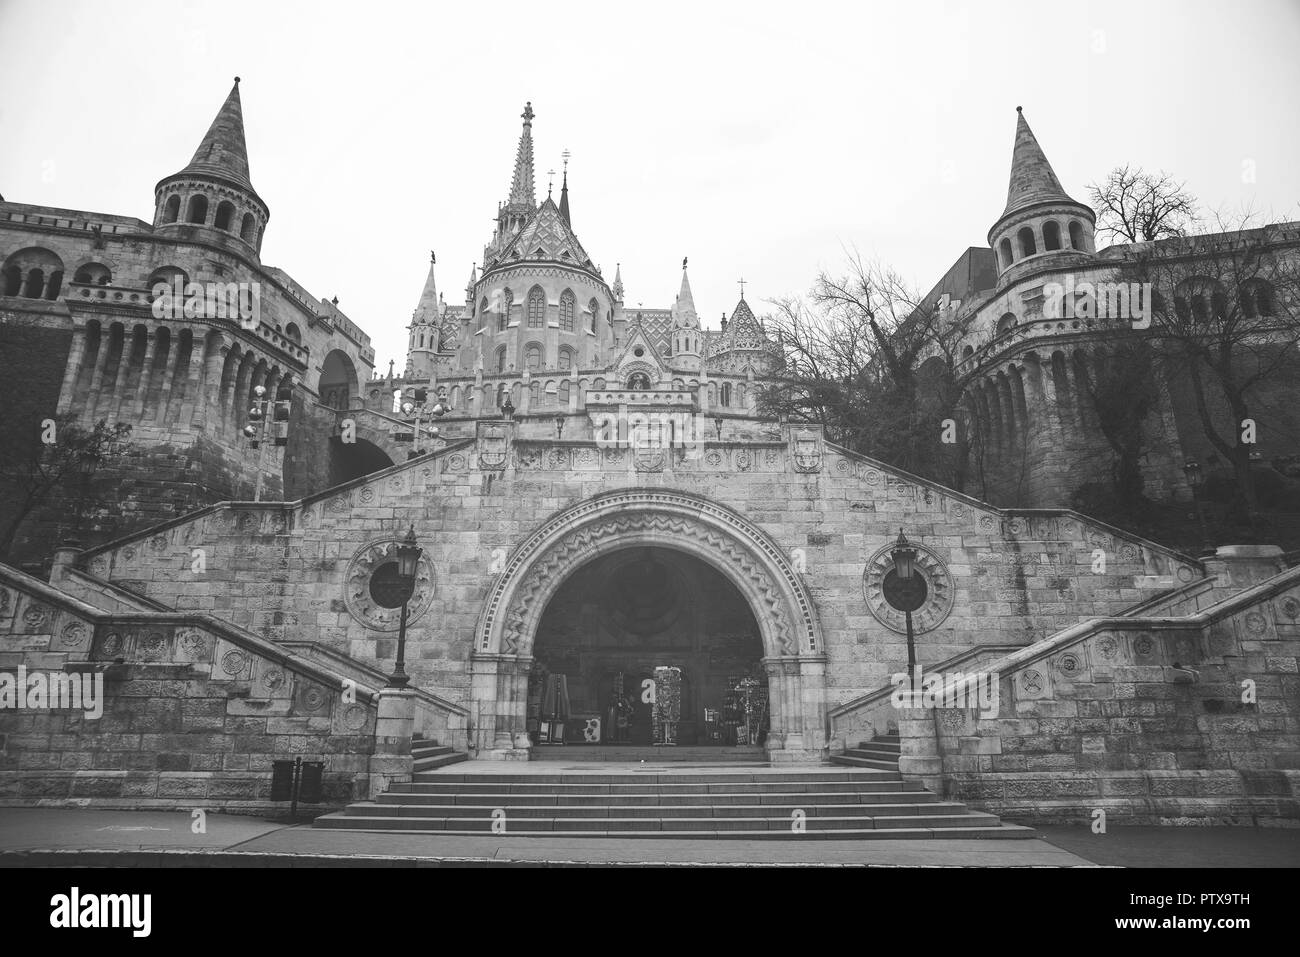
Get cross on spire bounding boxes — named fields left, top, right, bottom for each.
left=738, top=277, right=747, bottom=299
left=547, top=169, right=555, bottom=197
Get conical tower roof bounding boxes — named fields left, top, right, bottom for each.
left=673, top=259, right=699, bottom=328
left=413, top=252, right=439, bottom=325
left=170, top=78, right=258, bottom=195
left=1001, top=107, right=1082, bottom=218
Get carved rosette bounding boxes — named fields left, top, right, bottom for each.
left=343, top=538, right=436, bottom=631
left=862, top=539, right=955, bottom=635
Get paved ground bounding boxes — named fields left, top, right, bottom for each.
left=1, top=807, right=1296, bottom=866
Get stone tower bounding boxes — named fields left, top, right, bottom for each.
left=152, top=77, right=270, bottom=259
left=406, top=252, right=441, bottom=380
left=671, top=259, right=702, bottom=373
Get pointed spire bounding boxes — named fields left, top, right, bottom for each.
left=413, top=252, right=439, bottom=326
left=673, top=257, right=698, bottom=328
left=559, top=149, right=571, bottom=227
left=178, top=77, right=254, bottom=190
left=613, top=263, right=624, bottom=302
left=507, top=101, right=536, bottom=209
left=1002, top=106, right=1078, bottom=217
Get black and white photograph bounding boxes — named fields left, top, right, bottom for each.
left=0, top=0, right=1296, bottom=932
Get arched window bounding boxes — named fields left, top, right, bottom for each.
left=2, top=266, right=20, bottom=297
left=480, top=297, right=489, bottom=328
left=163, top=195, right=181, bottom=224
left=44, top=270, right=63, bottom=300
left=1068, top=220, right=1085, bottom=251
left=496, top=346, right=507, bottom=373
left=529, top=381, right=540, bottom=405
left=559, top=290, right=575, bottom=331
left=588, top=298, right=599, bottom=332
left=721, top=382, right=732, bottom=406
left=999, top=238, right=1014, bottom=270
left=240, top=213, right=256, bottom=241
left=23, top=269, right=44, bottom=299
left=1239, top=279, right=1273, bottom=319
left=73, top=263, right=112, bottom=285
left=418, top=332, right=425, bottom=348
left=186, top=194, right=209, bottom=224
left=285, top=322, right=302, bottom=345
left=557, top=348, right=572, bottom=371
left=1018, top=226, right=1037, bottom=258
left=528, top=286, right=545, bottom=328
left=1043, top=221, right=1062, bottom=251
left=558, top=380, right=571, bottom=405
left=627, top=372, right=651, bottom=390
left=997, top=312, right=1017, bottom=335
left=214, top=201, right=235, bottom=231
left=525, top=343, right=542, bottom=370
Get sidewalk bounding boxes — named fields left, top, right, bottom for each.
left=2, top=806, right=1295, bottom=866
left=0, top=807, right=1095, bottom=867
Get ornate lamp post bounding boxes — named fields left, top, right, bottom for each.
left=381, top=525, right=423, bottom=689
left=555, top=413, right=565, bottom=439
left=883, top=528, right=927, bottom=688
left=501, top=394, right=515, bottom=420
left=243, top=385, right=270, bottom=502
left=713, top=415, right=724, bottom=440
left=1183, top=460, right=1210, bottom=553
left=400, top=391, right=448, bottom=459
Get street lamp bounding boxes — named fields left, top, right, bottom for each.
left=883, top=528, right=927, bottom=691
left=244, top=384, right=270, bottom=502
left=399, top=391, right=447, bottom=459
left=501, top=394, right=515, bottom=420
left=713, top=415, right=724, bottom=440
left=1183, top=460, right=1210, bottom=554
left=384, top=524, right=423, bottom=689
left=555, top=413, right=565, bottom=439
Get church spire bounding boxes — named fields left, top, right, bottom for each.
left=507, top=102, right=536, bottom=209
left=559, top=149, right=571, bottom=227
left=673, top=257, right=698, bottom=328
left=613, top=263, right=624, bottom=302
left=413, top=250, right=439, bottom=324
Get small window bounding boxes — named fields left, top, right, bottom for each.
left=558, top=349, right=572, bottom=371
left=240, top=212, right=256, bottom=241
left=163, top=195, right=181, bottom=224
left=214, top=201, right=236, bottom=231
left=999, top=238, right=1014, bottom=269
left=1043, top=221, right=1062, bottom=251
left=1018, top=226, right=1037, bottom=258
left=525, top=344, right=542, bottom=370
left=496, top=346, right=507, bottom=373
left=528, top=286, right=545, bottom=328
left=1068, top=220, right=1085, bottom=251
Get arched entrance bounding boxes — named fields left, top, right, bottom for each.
left=469, top=489, right=828, bottom=762
left=319, top=349, right=357, bottom=411
left=529, top=547, right=768, bottom=751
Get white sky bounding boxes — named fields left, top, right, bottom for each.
left=2, top=0, right=1298, bottom=374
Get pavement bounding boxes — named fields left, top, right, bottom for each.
left=1, top=807, right=1297, bottom=866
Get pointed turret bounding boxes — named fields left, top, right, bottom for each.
left=406, top=251, right=441, bottom=380
left=559, top=166, right=571, bottom=227
left=153, top=77, right=270, bottom=256
left=508, top=102, right=536, bottom=208
left=1002, top=107, right=1080, bottom=217
left=613, top=264, right=624, bottom=303
left=413, top=251, right=439, bottom=323
left=672, top=257, right=699, bottom=329
left=988, top=107, right=1096, bottom=281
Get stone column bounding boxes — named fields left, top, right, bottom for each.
left=896, top=704, right=944, bottom=794
left=56, top=318, right=90, bottom=415
left=131, top=330, right=161, bottom=421
left=368, top=688, right=416, bottom=799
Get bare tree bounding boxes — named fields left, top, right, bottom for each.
left=1120, top=213, right=1300, bottom=521
left=1089, top=165, right=1199, bottom=245
left=0, top=416, right=133, bottom=558
left=758, top=253, right=973, bottom=488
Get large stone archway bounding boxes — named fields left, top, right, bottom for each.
left=469, top=489, right=828, bottom=762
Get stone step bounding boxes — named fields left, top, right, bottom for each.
left=411, top=744, right=452, bottom=758
left=413, top=751, right=469, bottom=772
left=313, top=813, right=1031, bottom=838
left=350, top=801, right=972, bottom=819
left=392, top=778, right=920, bottom=795
left=859, top=740, right=902, bottom=753
left=375, top=789, right=942, bottom=807
left=846, top=747, right=901, bottom=763
left=829, top=755, right=901, bottom=771
left=410, top=769, right=903, bottom=786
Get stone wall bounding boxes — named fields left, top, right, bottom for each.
left=72, top=423, right=1201, bottom=746
left=895, top=558, right=1300, bottom=824
left=0, top=564, right=380, bottom=810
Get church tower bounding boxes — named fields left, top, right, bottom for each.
left=671, top=259, right=702, bottom=373
left=988, top=107, right=1096, bottom=286
left=406, top=252, right=441, bottom=380
left=483, top=102, right=538, bottom=265
left=152, top=77, right=270, bottom=259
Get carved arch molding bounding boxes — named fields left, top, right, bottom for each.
left=476, top=490, right=820, bottom=659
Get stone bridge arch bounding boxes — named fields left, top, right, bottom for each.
left=470, top=489, right=828, bottom=762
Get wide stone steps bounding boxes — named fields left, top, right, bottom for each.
left=316, top=765, right=1035, bottom=839
left=411, top=741, right=468, bottom=772
left=830, top=735, right=902, bottom=771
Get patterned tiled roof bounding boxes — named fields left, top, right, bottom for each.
left=493, top=198, right=594, bottom=270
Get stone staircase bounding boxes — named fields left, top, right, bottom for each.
left=830, top=733, right=902, bottom=772
left=411, top=734, right=469, bottom=773
left=314, top=761, right=1035, bottom=839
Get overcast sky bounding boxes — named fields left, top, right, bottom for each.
left=2, top=0, right=1298, bottom=374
